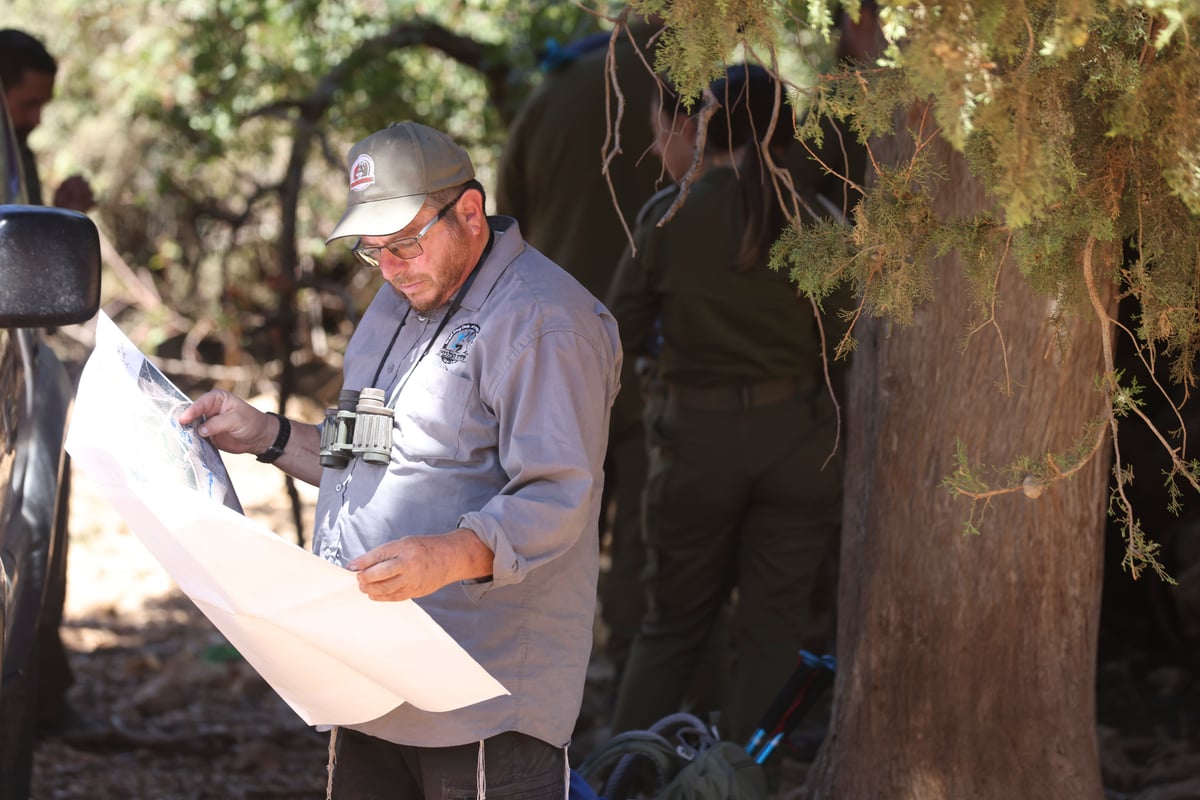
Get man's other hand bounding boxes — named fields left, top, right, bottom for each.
left=347, top=529, right=494, bottom=601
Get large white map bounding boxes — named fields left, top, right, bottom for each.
left=65, top=312, right=507, bottom=726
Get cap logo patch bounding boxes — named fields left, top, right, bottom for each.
left=440, top=323, right=480, bottom=364
left=348, top=154, right=376, bottom=192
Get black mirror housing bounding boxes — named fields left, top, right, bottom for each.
left=0, top=204, right=101, bottom=328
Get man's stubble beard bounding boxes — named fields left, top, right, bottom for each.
left=388, top=231, right=473, bottom=315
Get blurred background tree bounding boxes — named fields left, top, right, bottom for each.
left=8, top=0, right=607, bottom=399
left=8, top=0, right=634, bottom=544
left=9, top=0, right=826, bottom=402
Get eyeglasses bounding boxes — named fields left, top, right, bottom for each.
left=351, top=194, right=462, bottom=267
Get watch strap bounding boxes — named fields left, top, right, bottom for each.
left=256, top=412, right=291, bottom=464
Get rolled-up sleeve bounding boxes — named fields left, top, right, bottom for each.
left=458, top=322, right=619, bottom=599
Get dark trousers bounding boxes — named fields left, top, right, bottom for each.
left=597, top=422, right=648, bottom=677
left=329, top=728, right=567, bottom=800
left=612, top=389, right=843, bottom=744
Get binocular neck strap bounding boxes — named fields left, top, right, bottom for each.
left=369, top=307, right=412, bottom=389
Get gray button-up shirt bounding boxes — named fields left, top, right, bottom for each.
left=313, top=217, right=621, bottom=748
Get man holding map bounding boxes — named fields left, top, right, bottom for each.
left=179, top=121, right=621, bottom=799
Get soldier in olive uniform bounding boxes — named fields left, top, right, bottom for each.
left=607, top=64, right=847, bottom=745
left=496, top=14, right=663, bottom=685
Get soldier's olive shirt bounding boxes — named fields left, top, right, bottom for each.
left=494, top=22, right=662, bottom=304
left=312, top=217, right=621, bottom=748
left=496, top=21, right=664, bottom=442
left=607, top=167, right=824, bottom=388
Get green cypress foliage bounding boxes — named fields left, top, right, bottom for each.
left=640, top=0, right=1200, bottom=577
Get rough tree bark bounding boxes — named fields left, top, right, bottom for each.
left=804, top=106, right=1112, bottom=799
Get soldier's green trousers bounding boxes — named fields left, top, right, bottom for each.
left=611, top=385, right=843, bottom=744
left=598, top=420, right=649, bottom=676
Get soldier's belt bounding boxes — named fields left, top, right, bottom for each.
left=666, top=378, right=810, bottom=412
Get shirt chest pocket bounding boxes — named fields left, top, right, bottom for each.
left=395, top=368, right=475, bottom=462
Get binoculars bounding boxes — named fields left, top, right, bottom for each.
left=319, top=387, right=395, bottom=467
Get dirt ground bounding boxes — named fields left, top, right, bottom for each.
left=27, top=435, right=1200, bottom=799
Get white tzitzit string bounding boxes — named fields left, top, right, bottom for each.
left=325, top=727, right=339, bottom=800
left=476, top=739, right=487, bottom=799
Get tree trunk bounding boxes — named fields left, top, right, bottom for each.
left=805, top=108, right=1110, bottom=799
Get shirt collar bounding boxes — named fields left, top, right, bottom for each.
left=454, top=215, right=524, bottom=313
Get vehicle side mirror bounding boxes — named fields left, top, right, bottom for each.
left=0, top=204, right=102, bottom=328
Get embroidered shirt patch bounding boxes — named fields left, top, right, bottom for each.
left=440, top=323, right=480, bottom=364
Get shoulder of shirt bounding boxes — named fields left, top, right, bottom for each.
left=635, top=185, right=680, bottom=226
left=491, top=225, right=600, bottom=310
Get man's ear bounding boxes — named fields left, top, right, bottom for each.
left=457, top=187, right=487, bottom=236
left=675, top=114, right=702, bottom=152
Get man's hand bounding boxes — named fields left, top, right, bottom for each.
left=348, top=529, right=494, bottom=602
left=177, top=389, right=276, bottom=456
left=53, top=174, right=95, bottom=213
left=179, top=390, right=325, bottom=486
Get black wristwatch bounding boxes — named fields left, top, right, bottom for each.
left=256, top=412, right=291, bottom=464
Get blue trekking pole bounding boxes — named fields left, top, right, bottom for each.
left=745, top=650, right=836, bottom=765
